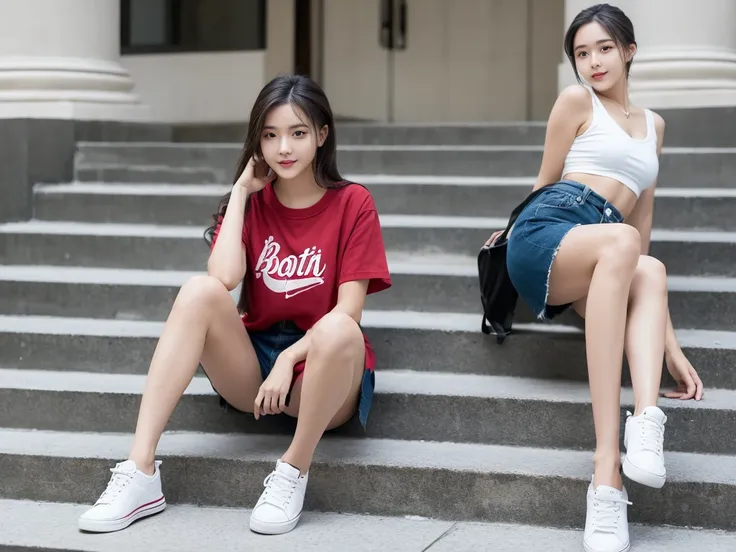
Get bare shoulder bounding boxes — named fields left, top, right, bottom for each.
left=556, top=84, right=593, bottom=112
left=650, top=110, right=666, bottom=135
left=648, top=110, right=666, bottom=151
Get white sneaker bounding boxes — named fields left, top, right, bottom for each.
left=249, top=459, right=308, bottom=535
left=78, top=460, right=166, bottom=532
left=623, top=406, right=667, bottom=488
left=583, top=477, right=631, bottom=552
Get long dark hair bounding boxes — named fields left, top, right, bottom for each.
left=563, top=3, right=636, bottom=84
left=204, top=74, right=345, bottom=314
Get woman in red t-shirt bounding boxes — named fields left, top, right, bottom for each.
left=78, top=75, right=392, bottom=536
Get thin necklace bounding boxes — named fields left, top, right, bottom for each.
left=599, top=93, right=630, bottom=118
left=610, top=96, right=630, bottom=118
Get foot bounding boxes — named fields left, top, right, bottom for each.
left=623, top=406, right=667, bottom=488
left=249, top=459, right=308, bottom=535
left=78, top=460, right=166, bottom=533
left=583, top=477, right=631, bottom=552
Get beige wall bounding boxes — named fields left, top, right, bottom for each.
left=265, top=0, right=295, bottom=80
left=529, top=0, right=564, bottom=120
left=122, top=51, right=265, bottom=123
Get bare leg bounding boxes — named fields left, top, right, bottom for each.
left=625, top=256, right=667, bottom=413
left=573, top=255, right=668, bottom=416
left=128, top=275, right=263, bottom=474
left=546, top=223, right=641, bottom=490
left=279, top=312, right=365, bottom=473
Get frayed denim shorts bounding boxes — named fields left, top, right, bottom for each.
left=506, top=180, right=624, bottom=320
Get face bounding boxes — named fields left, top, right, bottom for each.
left=573, top=21, right=635, bottom=91
left=259, top=103, right=328, bottom=181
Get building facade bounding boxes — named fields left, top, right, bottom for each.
left=1, top=0, right=735, bottom=124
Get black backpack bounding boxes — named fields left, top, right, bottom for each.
left=477, top=188, right=546, bottom=344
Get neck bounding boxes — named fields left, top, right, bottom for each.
left=273, top=167, right=324, bottom=206
left=598, top=78, right=630, bottom=110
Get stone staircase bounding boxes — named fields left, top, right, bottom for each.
left=1, top=124, right=736, bottom=550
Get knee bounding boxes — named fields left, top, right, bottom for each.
left=599, top=225, right=641, bottom=274
left=176, top=275, right=232, bottom=312
left=310, top=312, right=363, bottom=356
left=632, top=255, right=667, bottom=293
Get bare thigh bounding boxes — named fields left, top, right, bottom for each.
left=570, top=255, right=665, bottom=319
left=546, top=223, right=641, bottom=306
left=281, top=315, right=366, bottom=429
left=194, top=277, right=263, bottom=412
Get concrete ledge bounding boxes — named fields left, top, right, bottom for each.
left=2, top=430, right=736, bottom=529
left=0, top=120, right=172, bottom=222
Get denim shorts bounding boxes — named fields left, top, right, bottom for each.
left=506, top=180, right=624, bottom=320
left=212, top=320, right=375, bottom=429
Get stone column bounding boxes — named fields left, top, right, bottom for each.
left=627, top=0, right=736, bottom=108
left=0, top=0, right=149, bottom=120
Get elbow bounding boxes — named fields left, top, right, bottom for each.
left=206, top=263, right=244, bottom=291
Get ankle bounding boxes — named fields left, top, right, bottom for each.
left=280, top=454, right=309, bottom=476
left=633, top=402, right=658, bottom=417
left=128, top=455, right=156, bottom=476
left=593, top=454, right=622, bottom=489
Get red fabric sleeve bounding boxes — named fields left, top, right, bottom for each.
left=339, top=204, right=391, bottom=295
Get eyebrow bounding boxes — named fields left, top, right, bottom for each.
left=262, top=124, right=309, bottom=130
left=574, top=39, right=614, bottom=51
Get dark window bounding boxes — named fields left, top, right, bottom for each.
left=121, top=0, right=267, bottom=54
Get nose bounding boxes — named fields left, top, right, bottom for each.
left=278, top=136, right=291, bottom=155
left=590, top=52, right=602, bottom=68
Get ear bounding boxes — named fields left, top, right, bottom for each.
left=626, top=43, right=637, bottom=62
left=318, top=125, right=329, bottom=147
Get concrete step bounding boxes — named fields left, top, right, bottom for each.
left=34, top=180, right=736, bottom=231
left=1, top=219, right=735, bottom=276
left=74, top=142, right=736, bottom=187
left=0, top=313, right=732, bottom=389
left=74, top=165, right=223, bottom=185
left=0, top=367, right=728, bottom=453
left=5, top=499, right=736, bottom=552
left=2, top=429, right=736, bottom=531
left=336, top=122, right=549, bottom=146
left=2, top=264, right=736, bottom=331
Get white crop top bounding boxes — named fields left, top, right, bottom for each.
left=561, top=86, right=659, bottom=197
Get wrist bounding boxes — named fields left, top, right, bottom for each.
left=278, top=348, right=298, bottom=366
left=665, top=343, right=681, bottom=360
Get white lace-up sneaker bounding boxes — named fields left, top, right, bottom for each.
left=583, top=477, right=632, bottom=552
left=623, top=406, right=667, bottom=488
left=78, top=460, right=166, bottom=532
left=249, top=459, right=308, bottom=535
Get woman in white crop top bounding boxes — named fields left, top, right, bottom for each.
left=488, top=5, right=704, bottom=552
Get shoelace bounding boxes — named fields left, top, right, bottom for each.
left=261, top=471, right=298, bottom=509
left=591, top=495, right=632, bottom=533
left=629, top=412, right=665, bottom=455
left=96, top=464, right=134, bottom=505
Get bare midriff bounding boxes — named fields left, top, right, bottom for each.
left=561, top=172, right=639, bottom=219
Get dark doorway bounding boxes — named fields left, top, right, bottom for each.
left=294, top=0, right=312, bottom=76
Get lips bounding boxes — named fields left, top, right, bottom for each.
left=278, top=160, right=296, bottom=168
left=592, top=72, right=607, bottom=80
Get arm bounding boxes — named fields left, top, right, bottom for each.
left=207, top=183, right=249, bottom=290
left=485, top=85, right=590, bottom=246
left=626, top=113, right=682, bottom=356
left=278, top=280, right=370, bottom=365
left=533, top=85, right=592, bottom=191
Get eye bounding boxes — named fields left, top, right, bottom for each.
left=577, top=51, right=587, bottom=58
left=294, top=130, right=307, bottom=137
left=601, top=45, right=613, bottom=52
left=262, top=132, right=276, bottom=139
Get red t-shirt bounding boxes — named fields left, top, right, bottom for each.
left=212, top=181, right=391, bottom=372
